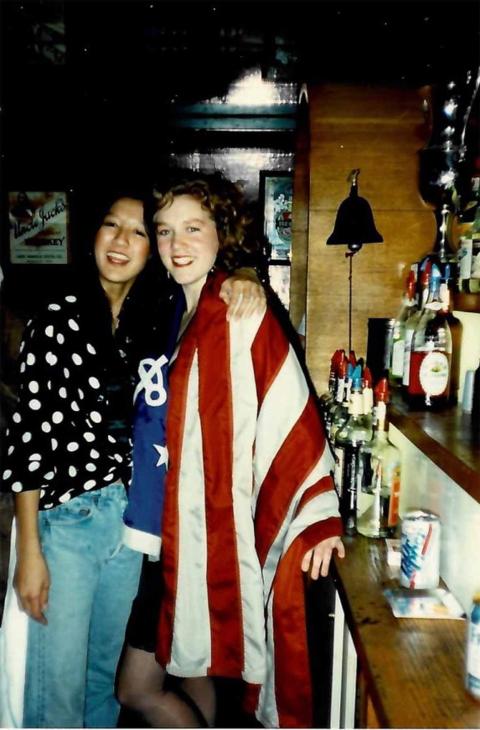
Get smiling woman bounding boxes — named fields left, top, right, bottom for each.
left=154, top=194, right=220, bottom=312
left=94, top=198, right=151, bottom=323
left=117, top=172, right=344, bottom=729
left=0, top=188, right=156, bottom=730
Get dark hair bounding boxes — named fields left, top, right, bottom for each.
left=67, top=186, right=166, bottom=346
left=151, top=171, right=260, bottom=272
left=70, top=186, right=154, bottom=264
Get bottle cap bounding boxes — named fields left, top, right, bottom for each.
left=338, top=356, right=348, bottom=378
left=363, top=366, right=373, bottom=388
left=374, top=377, right=390, bottom=403
left=351, top=364, right=362, bottom=391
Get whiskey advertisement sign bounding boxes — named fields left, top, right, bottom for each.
left=9, top=191, right=69, bottom=264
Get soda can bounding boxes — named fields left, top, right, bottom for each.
left=400, top=510, right=441, bottom=590
left=466, top=593, right=480, bottom=701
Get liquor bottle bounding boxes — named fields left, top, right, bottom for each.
left=362, top=365, right=374, bottom=431
left=328, top=358, right=352, bottom=441
left=335, top=366, right=373, bottom=535
left=468, top=185, right=480, bottom=293
left=334, top=364, right=362, bottom=501
left=466, top=593, right=480, bottom=701
left=439, top=274, right=462, bottom=404
left=389, top=271, right=418, bottom=387
left=407, top=264, right=452, bottom=409
left=456, top=177, right=480, bottom=293
left=472, top=360, right=480, bottom=439
left=402, top=265, right=431, bottom=393
left=319, top=349, right=344, bottom=414
left=418, top=203, right=457, bottom=284
left=357, top=379, right=402, bottom=539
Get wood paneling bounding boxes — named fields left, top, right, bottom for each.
left=304, top=84, right=436, bottom=392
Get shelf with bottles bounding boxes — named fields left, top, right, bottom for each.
left=452, top=291, right=480, bottom=313
left=388, top=390, right=480, bottom=504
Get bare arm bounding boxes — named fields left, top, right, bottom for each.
left=219, top=268, right=266, bottom=321
left=14, top=490, right=50, bottom=624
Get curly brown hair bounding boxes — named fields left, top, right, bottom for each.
left=152, top=171, right=260, bottom=272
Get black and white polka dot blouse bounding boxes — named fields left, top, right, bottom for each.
left=2, top=292, right=140, bottom=510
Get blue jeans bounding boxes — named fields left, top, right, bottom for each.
left=23, top=483, right=142, bottom=728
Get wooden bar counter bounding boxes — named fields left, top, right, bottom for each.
left=333, top=536, right=480, bottom=728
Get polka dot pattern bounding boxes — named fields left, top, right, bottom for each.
left=4, top=291, right=134, bottom=509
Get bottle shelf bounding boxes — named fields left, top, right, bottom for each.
left=452, top=291, right=480, bottom=313
left=389, top=392, right=480, bottom=504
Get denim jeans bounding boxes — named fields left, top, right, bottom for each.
left=22, top=483, right=142, bottom=729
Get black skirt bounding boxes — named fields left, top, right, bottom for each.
left=125, top=555, right=163, bottom=654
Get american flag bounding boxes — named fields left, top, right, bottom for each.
left=156, top=273, right=342, bottom=728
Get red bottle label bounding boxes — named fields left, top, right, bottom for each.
left=408, top=350, right=450, bottom=397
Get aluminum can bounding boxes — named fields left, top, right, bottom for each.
left=400, top=510, right=441, bottom=589
left=466, top=594, right=480, bottom=701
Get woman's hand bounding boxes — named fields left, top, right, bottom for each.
left=301, top=536, right=345, bottom=580
left=219, top=269, right=266, bottom=321
left=14, top=548, right=50, bottom=624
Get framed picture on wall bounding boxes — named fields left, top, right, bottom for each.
left=259, top=171, right=293, bottom=261
left=8, top=191, right=69, bottom=264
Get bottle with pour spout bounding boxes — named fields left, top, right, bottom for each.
left=357, top=378, right=402, bottom=538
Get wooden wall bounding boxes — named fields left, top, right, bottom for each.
left=302, top=84, right=437, bottom=393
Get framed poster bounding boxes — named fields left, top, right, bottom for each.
left=9, top=191, right=69, bottom=264
left=260, top=171, right=293, bottom=261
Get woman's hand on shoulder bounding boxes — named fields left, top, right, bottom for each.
left=301, top=536, right=345, bottom=580
left=219, top=268, right=266, bottom=321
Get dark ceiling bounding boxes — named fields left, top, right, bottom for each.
left=1, top=0, right=479, bottom=188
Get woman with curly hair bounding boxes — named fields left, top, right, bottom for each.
left=118, top=173, right=344, bottom=728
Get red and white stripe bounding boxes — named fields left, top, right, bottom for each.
left=156, top=274, right=342, bottom=727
